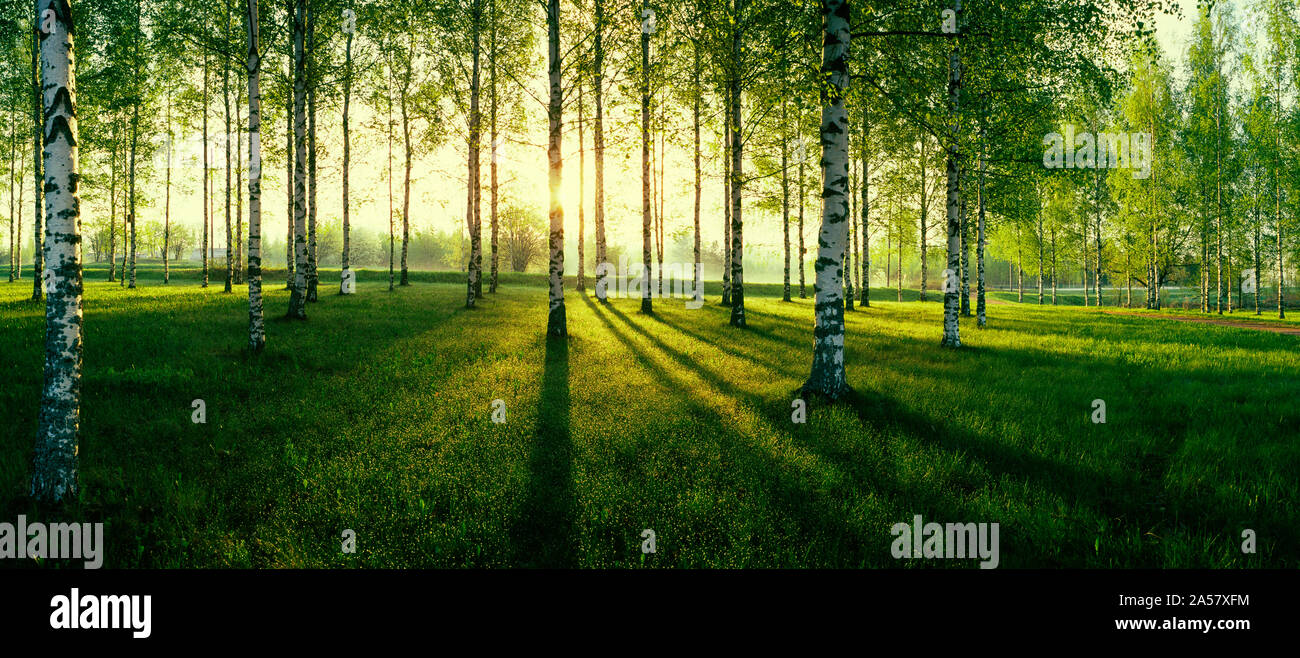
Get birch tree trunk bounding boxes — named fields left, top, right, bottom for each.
left=722, top=102, right=731, bottom=306
left=284, top=23, right=293, bottom=290
left=592, top=0, right=607, bottom=302
left=340, top=11, right=352, bottom=294
left=1094, top=167, right=1102, bottom=307
left=577, top=81, right=585, bottom=292
left=727, top=0, right=745, bottom=327
left=976, top=132, right=986, bottom=326
left=8, top=103, right=16, bottom=284
left=860, top=105, right=869, bottom=308
left=108, top=123, right=117, bottom=282
left=489, top=0, right=500, bottom=294
left=918, top=135, right=927, bottom=302
left=640, top=2, right=653, bottom=315
left=246, top=0, right=265, bottom=350
left=32, top=0, right=83, bottom=503
left=30, top=8, right=44, bottom=301
left=692, top=38, right=701, bottom=305
left=545, top=0, right=566, bottom=336
left=305, top=0, right=318, bottom=301
left=235, top=81, right=244, bottom=285
left=781, top=100, right=790, bottom=302
left=224, top=0, right=234, bottom=294
left=939, top=0, right=962, bottom=347
left=287, top=0, right=309, bottom=318
left=203, top=53, right=210, bottom=287
left=1036, top=202, right=1043, bottom=305
left=959, top=168, right=970, bottom=315
left=386, top=53, right=394, bottom=291
left=163, top=92, right=171, bottom=284
left=798, top=133, right=805, bottom=299
left=128, top=84, right=138, bottom=289
left=399, top=35, right=411, bottom=287
left=802, top=0, right=850, bottom=400
left=845, top=157, right=855, bottom=311
left=466, top=7, right=483, bottom=308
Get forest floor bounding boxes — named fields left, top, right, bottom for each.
left=1, top=264, right=1296, bottom=568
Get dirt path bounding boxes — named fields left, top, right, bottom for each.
left=1101, top=310, right=1300, bottom=336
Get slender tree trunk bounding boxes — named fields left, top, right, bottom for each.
left=489, top=0, right=500, bottom=294
left=32, top=0, right=83, bottom=503
left=781, top=100, right=790, bottom=302
left=860, top=104, right=869, bottom=308
left=798, top=131, right=805, bottom=299
left=919, top=135, right=927, bottom=302
left=1050, top=224, right=1057, bottom=305
left=802, top=0, right=850, bottom=399
left=164, top=92, right=171, bottom=283
left=577, top=77, right=585, bottom=292
left=592, top=0, right=607, bottom=302
left=203, top=53, right=210, bottom=287
left=959, top=163, right=969, bottom=315
left=245, top=0, right=265, bottom=349
left=845, top=157, right=855, bottom=311
left=128, top=71, right=139, bottom=289
left=1016, top=221, right=1023, bottom=302
left=727, top=0, right=745, bottom=328
left=692, top=38, right=702, bottom=305
left=224, top=0, right=234, bottom=294
left=399, top=40, right=411, bottom=287
left=939, top=0, right=962, bottom=348
left=545, top=0, right=566, bottom=335
left=234, top=81, right=244, bottom=285
left=721, top=97, right=731, bottom=307
left=386, top=54, right=394, bottom=292
left=656, top=107, right=665, bottom=298
left=1254, top=201, right=1261, bottom=315
left=340, top=18, right=352, bottom=293
left=287, top=0, right=309, bottom=318
left=976, top=133, right=986, bottom=326
left=466, top=8, right=483, bottom=308
left=640, top=2, right=653, bottom=314
left=30, top=5, right=44, bottom=300
left=284, top=38, right=293, bottom=290
left=1094, top=167, right=1102, bottom=306
left=108, top=123, right=118, bottom=282
left=1036, top=201, right=1043, bottom=305
left=305, top=0, right=317, bottom=300
left=8, top=102, right=15, bottom=284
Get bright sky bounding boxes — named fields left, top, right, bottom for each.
left=126, top=0, right=1214, bottom=282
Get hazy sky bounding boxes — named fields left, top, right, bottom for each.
left=126, top=0, right=1215, bottom=281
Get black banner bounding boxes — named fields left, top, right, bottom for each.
left=0, top=569, right=1291, bottom=645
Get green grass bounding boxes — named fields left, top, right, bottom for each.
left=1, top=263, right=1296, bottom=568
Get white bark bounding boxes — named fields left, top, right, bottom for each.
left=287, top=0, right=308, bottom=318
left=340, top=19, right=352, bottom=294
left=940, top=0, right=962, bottom=348
left=803, top=0, right=850, bottom=399
left=246, top=0, right=265, bottom=349
left=545, top=0, right=566, bottom=335
left=32, top=0, right=83, bottom=503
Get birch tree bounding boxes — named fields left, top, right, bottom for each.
left=246, top=0, right=265, bottom=349
left=340, top=3, right=355, bottom=294
left=802, top=0, right=850, bottom=400
left=287, top=0, right=309, bottom=318
left=31, top=0, right=83, bottom=503
left=544, top=0, right=565, bottom=336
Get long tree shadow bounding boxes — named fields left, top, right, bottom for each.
left=606, top=300, right=1291, bottom=565
left=511, top=334, right=575, bottom=567
left=587, top=297, right=875, bottom=564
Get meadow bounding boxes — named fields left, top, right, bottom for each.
left=1, top=263, right=1296, bottom=568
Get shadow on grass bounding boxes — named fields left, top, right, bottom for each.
left=511, top=334, right=575, bottom=567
